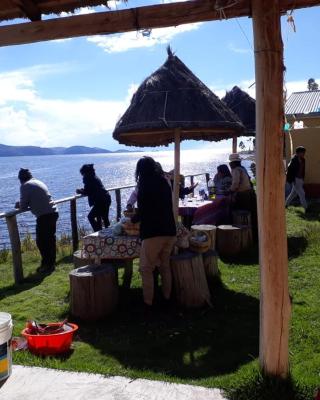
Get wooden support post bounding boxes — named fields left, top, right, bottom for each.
left=232, top=135, right=237, bottom=153
left=6, top=215, right=23, bottom=284
left=115, top=189, right=122, bottom=221
left=70, top=198, right=79, bottom=252
left=190, top=175, right=194, bottom=196
left=252, top=0, right=290, bottom=378
left=173, top=128, right=181, bottom=221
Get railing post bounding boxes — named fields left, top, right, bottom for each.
left=6, top=215, right=23, bottom=284
left=190, top=175, right=194, bottom=196
left=115, top=189, right=122, bottom=221
left=205, top=173, right=210, bottom=189
left=70, top=198, right=79, bottom=252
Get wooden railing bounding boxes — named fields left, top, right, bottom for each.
left=0, top=172, right=210, bottom=284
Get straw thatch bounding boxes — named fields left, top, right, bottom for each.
left=113, top=47, right=244, bottom=147
left=222, top=86, right=255, bottom=135
left=0, top=1, right=126, bottom=22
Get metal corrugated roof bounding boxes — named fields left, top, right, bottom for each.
left=285, top=90, right=320, bottom=115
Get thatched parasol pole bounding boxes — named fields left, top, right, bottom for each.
left=232, top=135, right=237, bottom=153
left=173, top=128, right=181, bottom=221
left=252, top=0, right=290, bottom=377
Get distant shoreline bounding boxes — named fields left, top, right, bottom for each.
left=0, top=144, right=137, bottom=157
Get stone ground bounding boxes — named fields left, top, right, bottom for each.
left=0, top=365, right=227, bottom=400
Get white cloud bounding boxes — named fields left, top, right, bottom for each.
left=0, top=65, right=135, bottom=148
left=228, top=42, right=251, bottom=54
left=87, top=23, right=202, bottom=53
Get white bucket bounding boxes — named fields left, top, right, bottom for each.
left=0, top=312, right=13, bottom=381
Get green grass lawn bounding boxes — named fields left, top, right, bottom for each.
left=0, top=205, right=319, bottom=399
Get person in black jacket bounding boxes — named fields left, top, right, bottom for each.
left=131, top=157, right=176, bottom=308
left=76, top=164, right=111, bottom=231
left=285, top=146, right=308, bottom=210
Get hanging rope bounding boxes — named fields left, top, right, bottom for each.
left=214, top=0, right=239, bottom=20
left=287, top=9, right=296, bottom=33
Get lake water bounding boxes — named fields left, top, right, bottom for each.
left=0, top=149, right=253, bottom=248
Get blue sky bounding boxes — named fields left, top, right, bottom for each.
left=0, top=0, right=319, bottom=151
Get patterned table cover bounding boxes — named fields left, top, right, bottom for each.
left=81, top=223, right=190, bottom=263
left=82, top=228, right=141, bottom=262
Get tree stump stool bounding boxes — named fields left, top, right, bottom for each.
left=170, top=251, right=211, bottom=308
left=74, top=251, right=134, bottom=289
left=69, top=264, right=118, bottom=321
left=190, top=224, right=216, bottom=251
left=217, top=224, right=253, bottom=256
left=216, top=225, right=242, bottom=256
left=232, top=210, right=253, bottom=250
left=202, top=250, right=219, bottom=284
left=73, top=250, right=88, bottom=268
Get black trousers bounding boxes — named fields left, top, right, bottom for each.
left=88, top=199, right=111, bottom=232
left=36, top=212, right=59, bottom=268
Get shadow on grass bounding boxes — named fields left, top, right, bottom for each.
left=296, top=202, right=320, bottom=222
left=219, top=244, right=259, bottom=266
left=287, top=236, right=308, bottom=259
left=224, top=372, right=313, bottom=400
left=57, top=254, right=73, bottom=265
left=76, top=284, right=259, bottom=379
left=219, top=234, right=308, bottom=265
left=0, top=271, right=48, bottom=301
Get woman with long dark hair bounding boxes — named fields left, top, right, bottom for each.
left=132, top=157, right=176, bottom=308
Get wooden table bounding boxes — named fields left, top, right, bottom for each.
left=178, top=198, right=213, bottom=229
left=81, top=223, right=191, bottom=288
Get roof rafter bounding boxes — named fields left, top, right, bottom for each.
left=0, top=0, right=319, bottom=47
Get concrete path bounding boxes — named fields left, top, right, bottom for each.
left=0, top=365, right=227, bottom=400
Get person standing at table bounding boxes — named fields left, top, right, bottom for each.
left=131, top=157, right=176, bottom=310
left=15, top=168, right=59, bottom=274
left=76, top=164, right=111, bottom=232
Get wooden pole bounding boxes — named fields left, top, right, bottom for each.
left=6, top=215, right=23, bottom=284
left=173, top=128, right=181, bottom=221
left=232, top=136, right=237, bottom=153
left=115, top=189, right=122, bottom=221
left=252, top=0, right=291, bottom=378
left=190, top=175, right=194, bottom=196
left=0, top=0, right=318, bottom=47
left=70, top=198, right=79, bottom=252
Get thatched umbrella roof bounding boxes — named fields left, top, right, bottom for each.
left=222, top=86, right=256, bottom=136
left=113, top=48, right=244, bottom=147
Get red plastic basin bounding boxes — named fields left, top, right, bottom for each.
left=22, top=323, right=78, bottom=356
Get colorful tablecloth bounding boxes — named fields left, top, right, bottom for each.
left=82, top=223, right=190, bottom=262
left=82, top=228, right=141, bottom=262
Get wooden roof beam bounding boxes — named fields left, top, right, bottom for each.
left=0, top=0, right=319, bottom=47
left=13, top=0, right=41, bottom=21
